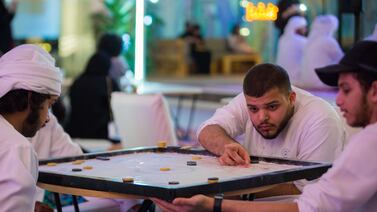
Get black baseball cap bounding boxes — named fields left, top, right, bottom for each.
left=315, top=41, right=377, bottom=86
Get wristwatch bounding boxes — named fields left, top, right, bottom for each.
left=213, top=193, right=224, bottom=212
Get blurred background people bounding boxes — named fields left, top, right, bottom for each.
left=0, top=0, right=17, bottom=55
left=300, top=15, right=344, bottom=89
left=50, top=97, right=67, bottom=124
left=227, top=24, right=254, bottom=54
left=275, top=0, right=305, bottom=35
left=65, top=52, right=120, bottom=142
left=276, top=16, right=307, bottom=85
left=364, top=23, right=377, bottom=41
left=98, top=33, right=133, bottom=91
left=179, top=21, right=194, bottom=39
left=187, top=24, right=212, bottom=74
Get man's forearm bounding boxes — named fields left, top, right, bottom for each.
left=198, top=125, right=238, bottom=156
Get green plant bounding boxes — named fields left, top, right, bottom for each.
left=92, top=0, right=163, bottom=76
left=92, top=0, right=136, bottom=70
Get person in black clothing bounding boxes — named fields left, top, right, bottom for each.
left=65, top=52, right=120, bottom=141
left=179, top=21, right=194, bottom=38
left=0, top=0, right=17, bottom=55
left=51, top=97, right=67, bottom=124
left=188, top=24, right=212, bottom=74
left=275, top=0, right=305, bottom=35
left=98, top=33, right=131, bottom=90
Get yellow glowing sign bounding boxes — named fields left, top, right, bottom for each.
left=245, top=2, right=279, bottom=22
left=26, top=38, right=52, bottom=52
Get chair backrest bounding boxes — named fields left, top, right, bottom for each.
left=150, top=39, right=188, bottom=77
left=111, top=92, right=177, bottom=149
left=206, top=38, right=229, bottom=59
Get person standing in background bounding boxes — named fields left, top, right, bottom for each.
left=300, top=15, right=344, bottom=89
left=179, top=21, right=194, bottom=39
left=275, top=0, right=305, bottom=35
left=0, top=0, right=17, bottom=55
left=364, top=23, right=377, bottom=41
left=276, top=16, right=308, bottom=85
left=65, top=52, right=120, bottom=141
left=189, top=24, right=212, bottom=74
left=227, top=24, right=254, bottom=54
left=98, top=33, right=132, bottom=90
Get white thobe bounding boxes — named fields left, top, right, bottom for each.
left=301, top=15, right=344, bottom=89
left=0, top=115, right=38, bottom=212
left=276, top=16, right=307, bottom=84
left=29, top=114, right=82, bottom=201
left=298, top=123, right=377, bottom=212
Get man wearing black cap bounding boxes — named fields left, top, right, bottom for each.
left=153, top=40, right=377, bottom=212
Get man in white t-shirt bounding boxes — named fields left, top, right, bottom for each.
left=198, top=63, right=344, bottom=195
left=153, top=40, right=377, bottom=212
left=0, top=44, right=62, bottom=211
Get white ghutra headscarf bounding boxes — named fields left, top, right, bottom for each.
left=0, top=44, right=62, bottom=98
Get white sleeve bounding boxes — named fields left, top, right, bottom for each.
left=293, top=103, right=344, bottom=191
left=297, top=132, right=377, bottom=212
left=46, top=115, right=83, bottom=158
left=197, top=93, right=249, bottom=139
left=0, top=146, right=37, bottom=212
left=297, top=114, right=343, bottom=163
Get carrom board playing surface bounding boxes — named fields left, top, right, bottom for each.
left=38, top=147, right=331, bottom=201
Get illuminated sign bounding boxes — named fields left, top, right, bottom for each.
left=26, top=38, right=52, bottom=52
left=245, top=2, right=279, bottom=22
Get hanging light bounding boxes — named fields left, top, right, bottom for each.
left=143, top=15, right=153, bottom=26
left=299, top=4, right=307, bottom=12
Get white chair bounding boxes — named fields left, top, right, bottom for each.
left=111, top=92, right=178, bottom=148
left=73, top=138, right=112, bottom=152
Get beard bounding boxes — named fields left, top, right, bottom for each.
left=254, top=107, right=294, bottom=139
left=21, top=107, right=42, bottom=137
left=349, top=93, right=371, bottom=128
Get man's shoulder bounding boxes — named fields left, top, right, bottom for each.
left=0, top=118, right=33, bottom=152
left=0, top=134, right=33, bottom=156
left=294, top=89, right=338, bottom=122
left=355, top=123, right=377, bottom=139
left=295, top=88, right=333, bottom=110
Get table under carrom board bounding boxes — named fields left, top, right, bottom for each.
left=38, top=147, right=331, bottom=211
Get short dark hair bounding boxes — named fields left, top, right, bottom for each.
left=355, top=71, right=377, bottom=93
left=243, top=63, right=292, bottom=97
left=0, top=89, right=51, bottom=114
left=231, top=24, right=240, bottom=35
left=98, top=33, right=123, bottom=57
